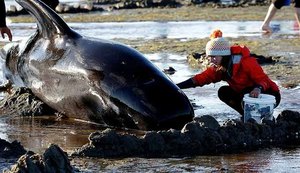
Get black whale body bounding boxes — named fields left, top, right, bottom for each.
left=1, top=0, right=194, bottom=130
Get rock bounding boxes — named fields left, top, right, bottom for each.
left=187, top=52, right=208, bottom=69
left=163, top=66, right=176, bottom=75
left=6, top=144, right=74, bottom=173
left=0, top=87, right=57, bottom=117
left=43, top=144, right=73, bottom=172
left=81, top=4, right=94, bottom=11
left=0, top=139, right=26, bottom=159
left=277, top=110, right=300, bottom=123
left=181, top=121, right=206, bottom=140
left=88, top=129, right=121, bottom=147
left=194, top=115, right=220, bottom=130
left=72, top=3, right=81, bottom=9
left=55, top=3, right=65, bottom=13
left=73, top=129, right=144, bottom=157
left=158, top=129, right=187, bottom=155
left=7, top=5, right=18, bottom=13
left=119, top=134, right=144, bottom=156
left=143, top=131, right=166, bottom=156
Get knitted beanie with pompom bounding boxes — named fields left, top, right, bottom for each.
left=205, top=29, right=231, bottom=56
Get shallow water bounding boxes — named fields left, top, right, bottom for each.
left=70, top=148, right=300, bottom=172
left=4, top=20, right=300, bottom=42
left=0, top=20, right=300, bottom=171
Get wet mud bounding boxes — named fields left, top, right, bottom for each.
left=72, top=110, right=300, bottom=158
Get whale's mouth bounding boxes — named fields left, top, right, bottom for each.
left=142, top=88, right=194, bottom=130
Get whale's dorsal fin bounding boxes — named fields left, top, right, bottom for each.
left=16, top=0, right=79, bottom=38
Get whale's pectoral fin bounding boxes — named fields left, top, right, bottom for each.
left=0, top=80, right=13, bottom=94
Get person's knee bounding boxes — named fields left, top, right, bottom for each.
left=218, top=86, right=230, bottom=101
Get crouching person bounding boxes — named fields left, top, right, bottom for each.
left=177, top=29, right=281, bottom=117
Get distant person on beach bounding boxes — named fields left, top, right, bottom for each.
left=261, top=0, right=300, bottom=33
left=176, top=29, right=281, bottom=116
left=0, top=0, right=12, bottom=41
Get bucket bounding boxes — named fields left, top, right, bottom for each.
left=243, top=94, right=276, bottom=123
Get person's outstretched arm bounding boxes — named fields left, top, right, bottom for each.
left=177, top=78, right=196, bottom=89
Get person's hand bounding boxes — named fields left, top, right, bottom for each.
left=0, top=27, right=12, bottom=41
left=249, top=87, right=261, bottom=98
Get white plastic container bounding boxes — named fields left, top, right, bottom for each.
left=243, top=94, right=276, bottom=123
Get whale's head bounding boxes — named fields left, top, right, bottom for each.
left=9, top=0, right=194, bottom=130
left=75, top=38, right=195, bottom=129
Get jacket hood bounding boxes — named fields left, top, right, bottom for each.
left=231, top=45, right=251, bottom=57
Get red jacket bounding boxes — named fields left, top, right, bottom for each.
left=193, top=45, right=279, bottom=93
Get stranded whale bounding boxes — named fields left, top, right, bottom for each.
left=0, top=0, right=194, bottom=130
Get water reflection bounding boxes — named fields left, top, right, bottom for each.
left=69, top=147, right=300, bottom=172
left=0, top=116, right=100, bottom=153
